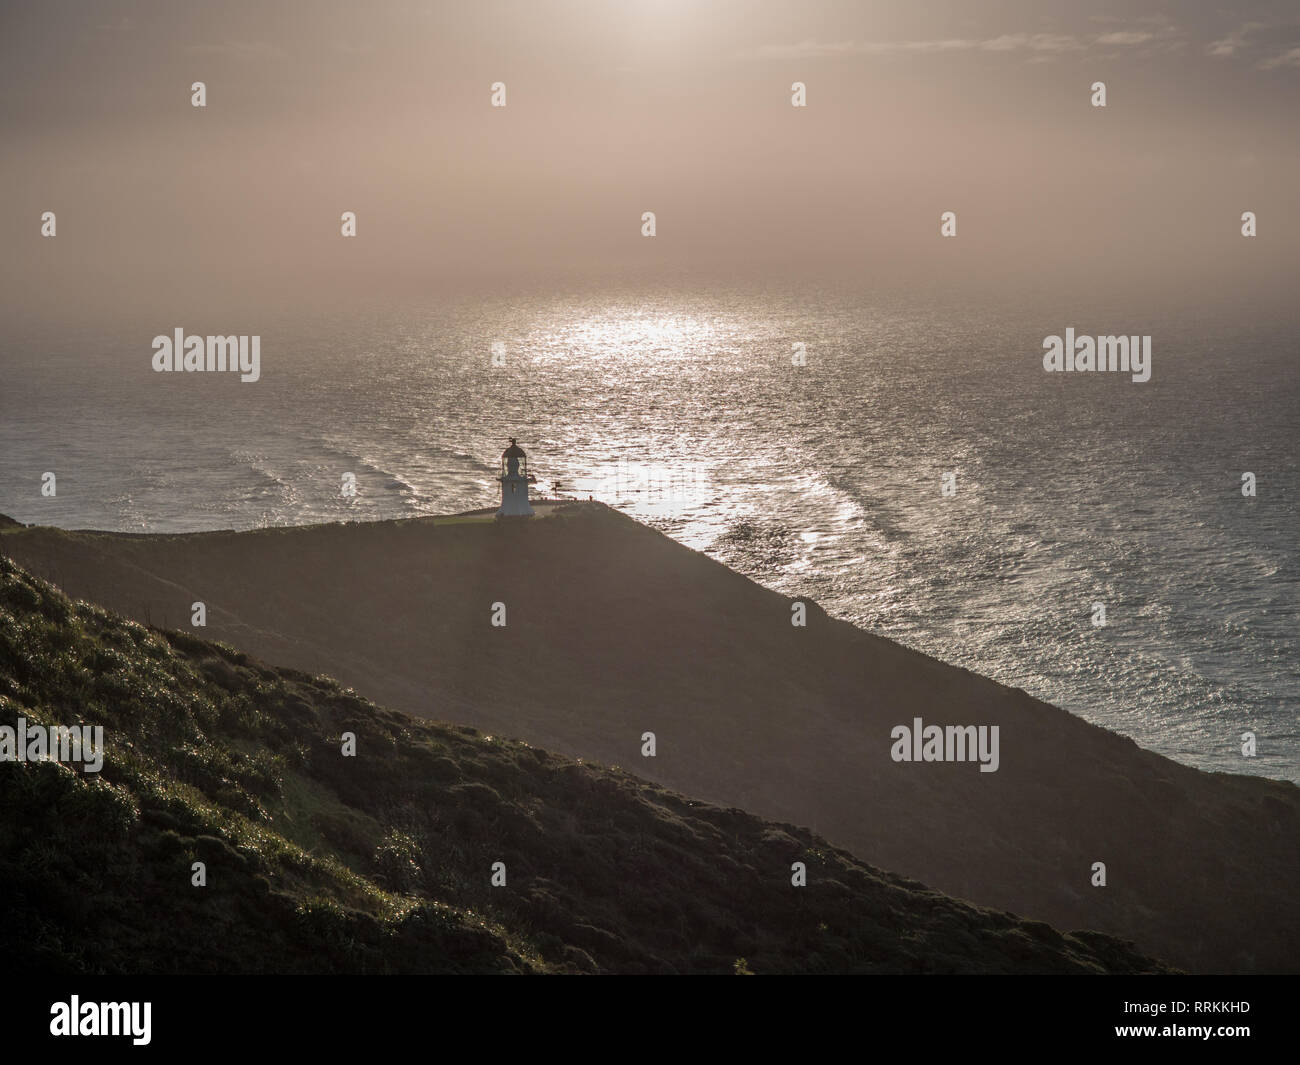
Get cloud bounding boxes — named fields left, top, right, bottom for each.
left=1095, top=32, right=1155, bottom=46
left=1258, top=46, right=1300, bottom=70
left=745, top=39, right=966, bottom=60
left=1208, top=20, right=1300, bottom=70
left=184, top=41, right=287, bottom=62
left=1208, top=22, right=1265, bottom=58
left=979, top=33, right=1082, bottom=53
left=742, top=28, right=1176, bottom=63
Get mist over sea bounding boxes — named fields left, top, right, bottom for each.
left=2, top=281, right=1296, bottom=783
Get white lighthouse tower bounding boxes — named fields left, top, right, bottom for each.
left=496, top=437, right=536, bottom=517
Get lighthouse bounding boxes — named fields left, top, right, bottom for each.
left=496, top=437, right=536, bottom=517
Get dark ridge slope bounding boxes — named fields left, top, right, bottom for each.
left=2, top=505, right=1294, bottom=973
left=0, top=555, right=1172, bottom=974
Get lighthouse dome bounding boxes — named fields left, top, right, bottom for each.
left=499, top=437, right=531, bottom=481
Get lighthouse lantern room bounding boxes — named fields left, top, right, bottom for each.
left=496, top=437, right=536, bottom=517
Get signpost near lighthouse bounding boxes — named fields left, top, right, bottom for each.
left=496, top=437, right=536, bottom=517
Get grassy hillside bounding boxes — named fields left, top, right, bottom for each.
left=0, top=554, right=1171, bottom=974
left=2, top=504, right=1296, bottom=973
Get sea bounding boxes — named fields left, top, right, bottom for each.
left=1, top=280, right=1296, bottom=783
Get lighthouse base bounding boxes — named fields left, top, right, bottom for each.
left=497, top=476, right=534, bottom=518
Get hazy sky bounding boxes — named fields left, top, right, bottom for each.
left=3, top=0, right=1299, bottom=310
